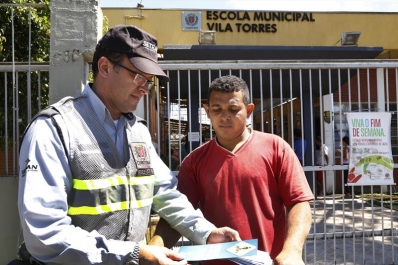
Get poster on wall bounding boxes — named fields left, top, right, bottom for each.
left=346, top=112, right=394, bottom=186
left=182, top=12, right=202, bottom=31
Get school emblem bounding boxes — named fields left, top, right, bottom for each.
left=185, top=13, right=199, bottom=26
left=182, top=11, right=201, bottom=31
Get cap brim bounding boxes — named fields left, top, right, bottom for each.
left=130, top=57, right=170, bottom=82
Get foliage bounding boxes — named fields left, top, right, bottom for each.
left=0, top=0, right=50, bottom=62
left=0, top=0, right=50, bottom=149
left=103, top=15, right=109, bottom=35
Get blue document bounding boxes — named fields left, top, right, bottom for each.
left=176, top=239, right=258, bottom=261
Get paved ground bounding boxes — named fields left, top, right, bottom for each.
left=305, top=194, right=398, bottom=265
left=163, top=194, right=398, bottom=265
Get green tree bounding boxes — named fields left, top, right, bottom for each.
left=0, top=0, right=50, bottom=149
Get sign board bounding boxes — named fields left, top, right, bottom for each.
left=182, top=12, right=202, bottom=31
left=346, top=112, right=394, bottom=186
left=188, top=132, right=200, bottom=142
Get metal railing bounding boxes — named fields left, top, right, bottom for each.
left=1, top=60, right=397, bottom=264
left=153, top=60, right=398, bottom=264
left=0, top=63, right=49, bottom=176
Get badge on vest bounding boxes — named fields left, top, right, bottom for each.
left=130, top=142, right=154, bottom=176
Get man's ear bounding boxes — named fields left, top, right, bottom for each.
left=246, top=103, right=255, bottom=118
left=203, top=104, right=210, bottom=118
left=97, top=57, right=111, bottom=78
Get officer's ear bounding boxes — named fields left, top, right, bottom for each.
left=98, top=57, right=112, bottom=78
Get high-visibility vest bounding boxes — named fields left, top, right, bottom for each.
left=53, top=94, right=155, bottom=242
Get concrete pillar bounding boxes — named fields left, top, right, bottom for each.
left=49, top=0, right=103, bottom=104
left=0, top=178, right=20, bottom=264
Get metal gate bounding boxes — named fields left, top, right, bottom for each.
left=151, top=60, right=398, bottom=264
left=0, top=2, right=50, bottom=177
left=0, top=36, right=397, bottom=265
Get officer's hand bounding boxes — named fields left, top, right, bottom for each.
left=207, top=226, right=241, bottom=244
left=139, top=245, right=187, bottom=265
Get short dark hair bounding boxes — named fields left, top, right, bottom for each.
left=208, top=75, right=250, bottom=106
left=91, top=50, right=126, bottom=78
left=342, top=136, right=350, bottom=145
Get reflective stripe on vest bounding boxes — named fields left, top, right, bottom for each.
left=68, top=175, right=154, bottom=216
left=73, top=175, right=154, bottom=189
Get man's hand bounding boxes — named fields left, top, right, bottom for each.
left=148, top=235, right=165, bottom=247
left=272, top=202, right=311, bottom=265
left=273, top=250, right=304, bottom=265
left=139, top=245, right=187, bottom=265
left=206, top=227, right=241, bottom=244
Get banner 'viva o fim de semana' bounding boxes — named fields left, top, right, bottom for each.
left=346, top=112, right=394, bottom=186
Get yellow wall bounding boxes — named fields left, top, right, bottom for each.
left=102, top=8, right=398, bottom=58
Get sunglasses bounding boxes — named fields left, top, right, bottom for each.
left=107, top=58, right=154, bottom=90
